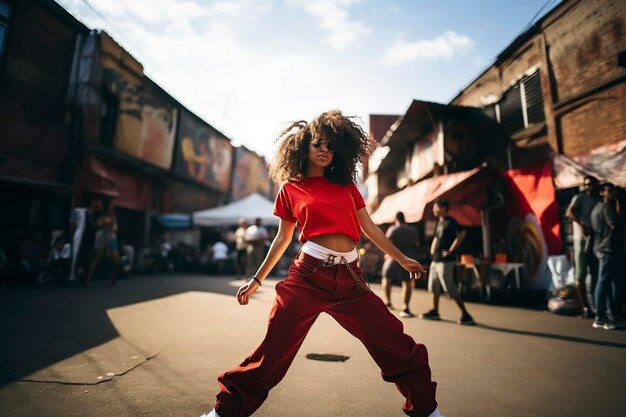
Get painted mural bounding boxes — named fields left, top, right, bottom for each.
left=231, top=147, right=271, bottom=201
left=103, top=68, right=178, bottom=169
left=498, top=162, right=562, bottom=289
left=174, top=110, right=232, bottom=193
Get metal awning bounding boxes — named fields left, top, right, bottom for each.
left=370, top=163, right=494, bottom=226
left=377, top=99, right=509, bottom=175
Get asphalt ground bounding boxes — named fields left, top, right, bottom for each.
left=1, top=273, right=625, bottom=417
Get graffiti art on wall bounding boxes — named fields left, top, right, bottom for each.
left=103, top=68, right=178, bottom=169
left=174, top=110, right=233, bottom=193
left=499, top=162, right=562, bottom=289
left=231, top=147, right=271, bottom=201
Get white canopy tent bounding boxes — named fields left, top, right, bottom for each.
left=192, top=193, right=279, bottom=227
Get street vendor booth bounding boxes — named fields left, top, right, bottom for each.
left=371, top=162, right=562, bottom=302
left=369, top=99, right=563, bottom=302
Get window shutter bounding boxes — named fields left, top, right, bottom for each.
left=499, top=85, right=525, bottom=135
left=523, top=71, right=545, bottom=126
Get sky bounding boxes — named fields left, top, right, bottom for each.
left=56, top=0, right=562, bottom=160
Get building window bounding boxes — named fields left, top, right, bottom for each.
left=0, top=1, right=11, bottom=70
left=482, top=71, right=545, bottom=135
left=522, top=71, right=545, bottom=126
left=499, top=84, right=525, bottom=134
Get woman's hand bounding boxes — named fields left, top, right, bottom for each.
left=400, top=257, right=426, bottom=280
left=236, top=278, right=261, bottom=305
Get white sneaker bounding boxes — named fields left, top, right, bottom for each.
left=200, top=409, right=220, bottom=417
left=399, top=309, right=415, bottom=318
left=428, top=408, right=445, bottom=417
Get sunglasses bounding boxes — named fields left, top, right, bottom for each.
left=311, top=141, right=336, bottom=152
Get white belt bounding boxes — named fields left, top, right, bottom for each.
left=301, top=240, right=358, bottom=265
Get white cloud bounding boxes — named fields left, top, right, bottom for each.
left=57, top=0, right=476, bottom=158
left=291, top=0, right=371, bottom=50
left=383, top=31, right=473, bottom=66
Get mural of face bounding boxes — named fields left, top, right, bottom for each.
left=506, top=214, right=547, bottom=288
left=138, top=104, right=176, bottom=168
left=209, top=138, right=232, bottom=191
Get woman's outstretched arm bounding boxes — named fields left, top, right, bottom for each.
left=236, top=218, right=296, bottom=305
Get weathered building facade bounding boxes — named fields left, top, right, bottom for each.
left=366, top=0, right=625, bottom=291
left=451, top=0, right=625, bottom=176
left=0, top=0, right=88, bottom=264
left=0, top=0, right=272, bottom=278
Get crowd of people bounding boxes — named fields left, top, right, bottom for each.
left=0, top=196, right=123, bottom=287
left=565, top=176, right=625, bottom=330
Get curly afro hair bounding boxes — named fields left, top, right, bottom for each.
left=269, top=109, right=375, bottom=186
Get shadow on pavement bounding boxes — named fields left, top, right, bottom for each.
left=475, top=323, right=626, bottom=349
left=0, top=273, right=241, bottom=387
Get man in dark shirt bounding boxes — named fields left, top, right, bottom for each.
left=419, top=199, right=475, bottom=325
left=565, top=175, right=600, bottom=318
left=590, top=183, right=624, bottom=330
left=381, top=212, right=419, bottom=318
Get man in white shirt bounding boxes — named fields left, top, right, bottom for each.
left=244, top=217, right=269, bottom=276
left=234, top=218, right=248, bottom=278
left=211, top=240, right=230, bottom=275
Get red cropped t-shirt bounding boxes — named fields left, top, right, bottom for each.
left=273, top=176, right=366, bottom=243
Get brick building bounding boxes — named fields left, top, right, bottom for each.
left=451, top=0, right=626, bottom=175
left=366, top=0, right=625, bottom=292
left=0, top=0, right=272, bottom=283
left=0, top=0, right=88, bottom=270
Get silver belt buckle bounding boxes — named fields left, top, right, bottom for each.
left=321, top=254, right=336, bottom=266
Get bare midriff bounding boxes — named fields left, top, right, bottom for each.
left=309, top=234, right=356, bottom=252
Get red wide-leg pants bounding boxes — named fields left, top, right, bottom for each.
left=214, top=252, right=437, bottom=417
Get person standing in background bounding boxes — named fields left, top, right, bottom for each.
left=48, top=237, right=71, bottom=285
left=419, top=199, right=475, bottom=325
left=590, top=183, right=624, bottom=330
left=234, top=218, right=248, bottom=279
left=86, top=197, right=119, bottom=285
left=244, top=217, right=269, bottom=276
left=565, top=175, right=600, bottom=319
left=381, top=211, right=419, bottom=318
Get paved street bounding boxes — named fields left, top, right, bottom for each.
left=1, top=273, right=625, bottom=417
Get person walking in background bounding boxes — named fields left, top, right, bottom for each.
left=381, top=211, right=419, bottom=318
left=48, top=236, right=71, bottom=285
left=119, top=238, right=135, bottom=274
left=86, top=197, right=119, bottom=285
left=590, top=183, right=625, bottom=330
left=211, top=238, right=230, bottom=275
left=159, top=235, right=174, bottom=271
left=565, top=175, right=600, bottom=319
left=244, top=217, right=268, bottom=276
left=234, top=217, right=248, bottom=278
left=201, top=110, right=442, bottom=417
left=419, top=199, right=475, bottom=325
